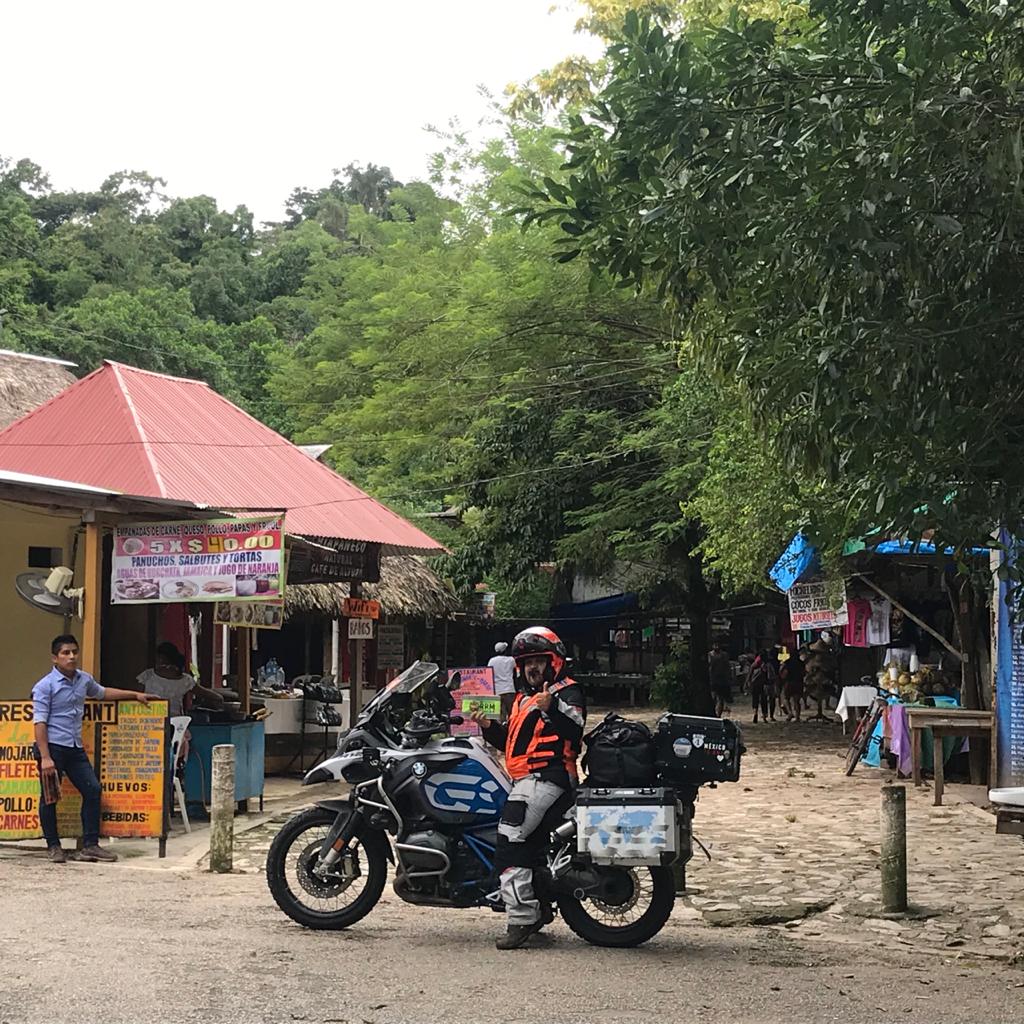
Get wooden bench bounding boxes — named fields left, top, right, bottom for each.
left=906, top=707, right=993, bottom=806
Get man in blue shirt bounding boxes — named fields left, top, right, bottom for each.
left=33, top=634, right=156, bottom=864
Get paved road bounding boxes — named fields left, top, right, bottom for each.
left=2, top=718, right=1023, bottom=1024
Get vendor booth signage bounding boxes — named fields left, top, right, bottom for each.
left=112, top=516, right=285, bottom=604
left=0, top=700, right=168, bottom=841
left=994, top=536, right=1024, bottom=788
left=214, top=600, right=284, bottom=630
left=787, top=579, right=849, bottom=631
left=377, top=624, right=405, bottom=669
left=348, top=618, right=375, bottom=640
left=447, top=667, right=495, bottom=737
left=343, top=597, right=380, bottom=619
left=288, top=540, right=381, bottom=584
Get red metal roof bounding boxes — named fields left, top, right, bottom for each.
left=0, top=362, right=444, bottom=555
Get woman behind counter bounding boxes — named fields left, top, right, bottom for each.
left=137, top=642, right=224, bottom=718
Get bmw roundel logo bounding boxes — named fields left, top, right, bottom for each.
left=412, top=762, right=427, bottom=778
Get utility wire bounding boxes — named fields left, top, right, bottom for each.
left=276, top=438, right=686, bottom=507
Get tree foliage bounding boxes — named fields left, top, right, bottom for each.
left=532, top=0, right=1024, bottom=560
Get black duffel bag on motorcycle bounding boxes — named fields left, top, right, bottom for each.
left=581, top=712, right=658, bottom=787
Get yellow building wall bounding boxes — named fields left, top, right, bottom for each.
left=0, top=503, right=82, bottom=700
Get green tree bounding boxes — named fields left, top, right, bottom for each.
left=533, top=1, right=1024, bottom=563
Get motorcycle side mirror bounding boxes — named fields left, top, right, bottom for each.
left=447, top=671, right=462, bottom=690
left=449, top=715, right=464, bottom=726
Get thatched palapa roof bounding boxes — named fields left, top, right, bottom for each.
left=0, top=351, right=77, bottom=429
left=286, top=555, right=459, bottom=620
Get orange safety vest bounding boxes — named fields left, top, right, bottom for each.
left=504, top=678, right=580, bottom=782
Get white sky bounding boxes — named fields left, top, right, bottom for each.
left=1, top=1, right=604, bottom=223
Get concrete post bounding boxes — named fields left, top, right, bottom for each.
left=331, top=618, right=340, bottom=682
left=209, top=744, right=235, bottom=873
left=880, top=785, right=908, bottom=913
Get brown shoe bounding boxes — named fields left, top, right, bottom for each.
left=47, top=846, right=67, bottom=864
left=78, top=844, right=118, bottom=863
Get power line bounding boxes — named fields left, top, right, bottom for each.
left=280, top=437, right=687, bottom=507
left=2, top=306, right=678, bottom=404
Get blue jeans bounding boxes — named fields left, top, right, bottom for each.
left=35, top=744, right=101, bottom=848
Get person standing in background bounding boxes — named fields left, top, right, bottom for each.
left=137, top=641, right=223, bottom=718
left=487, top=642, right=517, bottom=719
left=33, top=635, right=157, bottom=864
left=708, top=642, right=733, bottom=717
left=748, top=648, right=779, bottom=724
left=780, top=647, right=806, bottom=722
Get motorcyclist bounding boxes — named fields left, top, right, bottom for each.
left=471, top=625, right=586, bottom=950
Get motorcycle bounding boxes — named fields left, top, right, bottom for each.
left=266, top=661, right=692, bottom=947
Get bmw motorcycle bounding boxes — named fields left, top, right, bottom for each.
left=266, top=662, right=686, bottom=947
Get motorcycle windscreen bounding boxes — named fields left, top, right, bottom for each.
left=360, top=660, right=441, bottom=716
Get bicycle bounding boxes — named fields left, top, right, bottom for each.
left=844, top=679, right=889, bottom=776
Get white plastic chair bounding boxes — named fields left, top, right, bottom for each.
left=169, top=715, right=192, bottom=833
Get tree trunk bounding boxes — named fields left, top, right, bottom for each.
left=683, top=537, right=715, bottom=717
left=949, top=577, right=989, bottom=785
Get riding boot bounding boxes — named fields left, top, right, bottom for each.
left=496, top=921, right=542, bottom=950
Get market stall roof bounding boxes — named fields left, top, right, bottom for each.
left=769, top=530, right=989, bottom=592
left=286, top=556, right=460, bottom=620
left=0, top=361, right=444, bottom=556
left=0, top=350, right=77, bottom=429
left=0, top=467, right=218, bottom=520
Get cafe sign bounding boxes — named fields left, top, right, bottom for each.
left=112, top=516, right=285, bottom=604
left=288, top=540, right=381, bottom=585
left=343, top=597, right=380, bottom=619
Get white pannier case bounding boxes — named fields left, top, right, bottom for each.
left=576, top=787, right=679, bottom=866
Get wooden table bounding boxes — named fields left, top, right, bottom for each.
left=906, top=707, right=993, bottom=806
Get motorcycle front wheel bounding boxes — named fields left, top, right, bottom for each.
left=266, top=806, right=389, bottom=930
left=557, top=864, right=675, bottom=947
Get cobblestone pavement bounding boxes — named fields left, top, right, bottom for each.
left=232, top=713, right=1024, bottom=966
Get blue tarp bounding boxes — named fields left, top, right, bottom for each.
left=768, top=532, right=819, bottom=592
left=868, top=539, right=989, bottom=556
left=770, top=531, right=990, bottom=593
left=549, top=592, right=639, bottom=621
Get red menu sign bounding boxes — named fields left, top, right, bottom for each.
left=112, top=516, right=285, bottom=604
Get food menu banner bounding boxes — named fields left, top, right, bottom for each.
left=112, top=516, right=285, bottom=604
left=0, top=700, right=167, bottom=841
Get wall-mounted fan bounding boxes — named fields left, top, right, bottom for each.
left=15, top=567, right=84, bottom=618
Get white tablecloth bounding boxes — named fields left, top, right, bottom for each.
left=835, top=686, right=878, bottom=723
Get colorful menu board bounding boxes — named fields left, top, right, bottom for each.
left=447, top=667, right=495, bottom=737
left=0, top=700, right=167, bottom=841
left=787, top=579, right=849, bottom=631
left=112, top=516, right=285, bottom=604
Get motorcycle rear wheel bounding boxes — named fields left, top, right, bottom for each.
left=266, top=806, right=389, bottom=930
left=557, top=864, right=675, bottom=947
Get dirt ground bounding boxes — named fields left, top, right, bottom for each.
left=2, top=713, right=1023, bottom=1024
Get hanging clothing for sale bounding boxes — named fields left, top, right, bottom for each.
left=867, top=595, right=892, bottom=646
left=844, top=599, right=872, bottom=647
